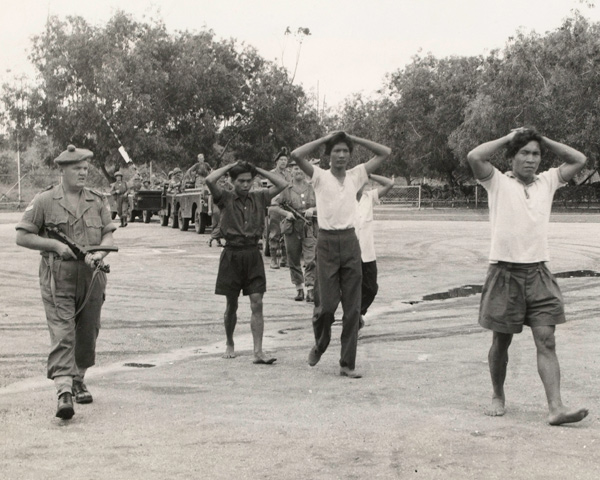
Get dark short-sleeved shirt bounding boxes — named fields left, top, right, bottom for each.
left=216, top=189, right=271, bottom=246
left=16, top=184, right=117, bottom=255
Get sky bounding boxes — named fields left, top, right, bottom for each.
left=1, top=0, right=599, bottom=107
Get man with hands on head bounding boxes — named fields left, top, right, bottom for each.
left=467, top=127, right=589, bottom=426
left=205, top=160, right=288, bottom=364
left=291, top=131, right=391, bottom=378
left=356, top=173, right=395, bottom=329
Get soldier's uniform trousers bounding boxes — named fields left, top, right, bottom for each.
left=39, top=256, right=107, bottom=395
left=268, top=209, right=286, bottom=259
left=283, top=219, right=317, bottom=289
left=115, top=195, right=128, bottom=218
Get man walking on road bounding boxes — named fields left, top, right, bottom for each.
left=206, top=161, right=288, bottom=364
left=16, top=145, right=117, bottom=420
left=269, top=158, right=318, bottom=302
left=291, top=131, right=391, bottom=378
left=467, top=127, right=589, bottom=426
left=355, top=174, right=395, bottom=329
left=110, top=171, right=128, bottom=227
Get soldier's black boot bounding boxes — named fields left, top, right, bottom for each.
left=56, top=392, right=74, bottom=420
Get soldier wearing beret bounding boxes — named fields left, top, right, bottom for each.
left=15, top=144, right=117, bottom=420
left=110, top=171, right=129, bottom=227
left=267, top=148, right=292, bottom=269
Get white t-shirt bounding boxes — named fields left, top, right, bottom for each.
left=479, top=167, right=565, bottom=263
left=311, top=164, right=368, bottom=230
left=356, top=189, right=380, bottom=262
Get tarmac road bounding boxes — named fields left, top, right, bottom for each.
left=1, top=209, right=599, bottom=479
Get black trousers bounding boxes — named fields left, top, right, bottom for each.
left=311, top=229, right=362, bottom=370
left=361, top=260, right=378, bottom=315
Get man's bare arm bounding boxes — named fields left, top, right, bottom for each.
left=369, top=174, right=395, bottom=197
left=466, top=133, right=516, bottom=180
left=206, top=163, right=236, bottom=201
left=543, top=137, right=587, bottom=183
left=290, top=132, right=338, bottom=178
left=16, top=230, right=77, bottom=259
left=347, top=136, right=391, bottom=175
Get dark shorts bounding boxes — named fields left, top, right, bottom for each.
left=215, top=245, right=266, bottom=297
left=479, top=262, right=565, bottom=334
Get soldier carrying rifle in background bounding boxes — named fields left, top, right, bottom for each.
left=269, top=158, right=317, bottom=302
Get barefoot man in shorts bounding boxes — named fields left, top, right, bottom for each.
left=206, top=161, right=288, bottom=364
left=467, top=127, right=589, bottom=425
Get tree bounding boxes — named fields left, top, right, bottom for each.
left=450, top=13, right=600, bottom=176
left=384, top=54, right=483, bottom=185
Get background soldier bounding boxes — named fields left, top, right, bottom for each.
left=270, top=158, right=318, bottom=302
left=110, top=171, right=129, bottom=227
left=267, top=148, right=292, bottom=269
left=15, top=144, right=117, bottom=420
left=183, top=153, right=212, bottom=189
left=168, top=167, right=183, bottom=193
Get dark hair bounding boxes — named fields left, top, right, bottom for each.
left=324, top=132, right=354, bottom=156
left=274, top=147, right=289, bottom=162
left=505, top=127, right=544, bottom=159
left=229, top=161, right=257, bottom=180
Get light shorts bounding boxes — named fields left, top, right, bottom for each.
left=215, top=245, right=266, bottom=297
left=478, top=262, right=565, bottom=334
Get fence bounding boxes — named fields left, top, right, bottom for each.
left=0, top=173, right=62, bottom=209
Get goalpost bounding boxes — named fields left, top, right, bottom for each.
left=379, top=185, right=421, bottom=208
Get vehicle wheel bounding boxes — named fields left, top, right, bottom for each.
left=194, top=211, right=203, bottom=234
left=178, top=210, right=189, bottom=231
left=171, top=212, right=179, bottom=229
left=160, top=214, right=169, bottom=227
left=199, top=212, right=209, bottom=234
left=143, top=211, right=152, bottom=223
left=111, top=212, right=117, bottom=220
left=263, top=220, right=270, bottom=256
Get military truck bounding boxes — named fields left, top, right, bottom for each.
left=159, top=185, right=212, bottom=233
left=128, top=189, right=162, bottom=223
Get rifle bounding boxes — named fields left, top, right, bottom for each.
left=279, top=200, right=312, bottom=226
left=46, top=226, right=118, bottom=273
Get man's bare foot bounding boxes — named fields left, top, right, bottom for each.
left=548, top=407, right=589, bottom=426
left=222, top=345, right=236, bottom=359
left=484, top=397, right=506, bottom=417
left=253, top=353, right=276, bottom=365
left=340, top=366, right=362, bottom=379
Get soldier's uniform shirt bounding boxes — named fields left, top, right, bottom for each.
left=17, top=184, right=116, bottom=246
left=111, top=180, right=129, bottom=216
left=111, top=180, right=128, bottom=195
left=274, top=182, right=318, bottom=288
left=16, top=185, right=116, bottom=381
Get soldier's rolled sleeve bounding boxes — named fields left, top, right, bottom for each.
left=100, top=197, right=117, bottom=236
left=15, top=195, right=45, bottom=234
